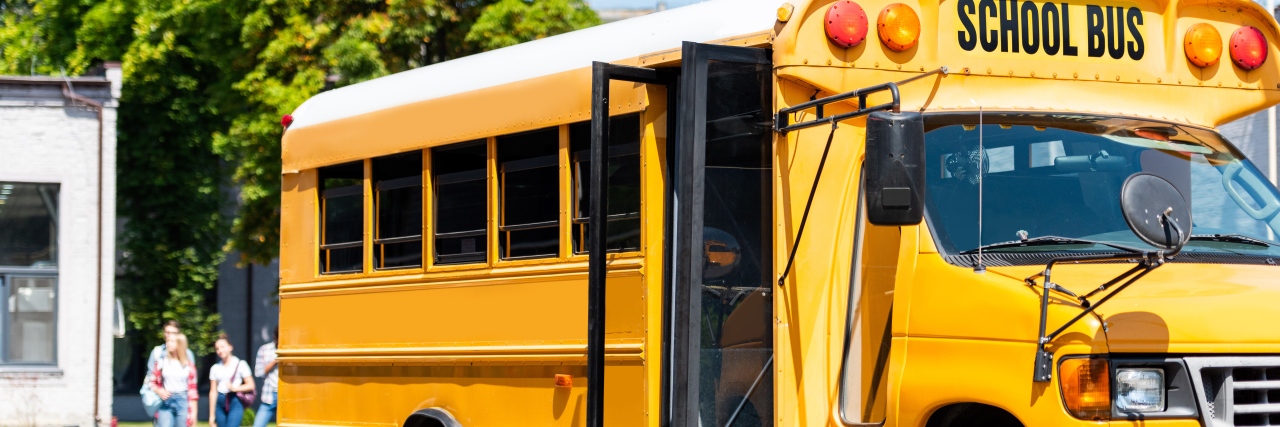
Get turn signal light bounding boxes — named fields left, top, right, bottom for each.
left=878, top=3, right=921, bottom=52
left=1230, top=26, right=1268, bottom=71
left=1184, top=23, right=1223, bottom=67
left=554, top=374, right=573, bottom=387
left=825, top=0, right=868, bottom=48
left=1060, top=358, right=1111, bottom=420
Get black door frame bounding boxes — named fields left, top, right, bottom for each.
left=669, top=41, right=772, bottom=427
left=587, top=61, right=678, bottom=427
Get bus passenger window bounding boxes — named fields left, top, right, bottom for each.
left=373, top=151, right=423, bottom=270
left=433, top=140, right=488, bottom=265
left=497, top=128, right=560, bottom=259
left=569, top=114, right=642, bottom=254
left=319, top=161, right=365, bottom=274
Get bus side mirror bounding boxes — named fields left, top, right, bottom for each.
left=865, top=111, right=926, bottom=225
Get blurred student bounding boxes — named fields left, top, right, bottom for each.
left=209, top=334, right=256, bottom=427
left=148, top=332, right=198, bottom=427
left=147, top=320, right=196, bottom=379
left=253, top=327, right=279, bottom=427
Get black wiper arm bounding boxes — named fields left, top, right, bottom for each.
left=962, top=236, right=1142, bottom=254
left=1188, top=234, right=1278, bottom=247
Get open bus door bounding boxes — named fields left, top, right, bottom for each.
left=670, top=42, right=773, bottom=427
left=586, top=41, right=772, bottom=427
left=585, top=62, right=677, bottom=427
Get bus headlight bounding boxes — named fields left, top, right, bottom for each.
left=1115, top=368, right=1166, bottom=412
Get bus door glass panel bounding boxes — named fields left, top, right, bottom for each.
left=373, top=151, right=423, bottom=269
left=673, top=42, right=773, bottom=427
left=497, top=128, right=560, bottom=259
left=433, top=140, right=488, bottom=265
left=570, top=114, right=642, bottom=254
left=839, top=174, right=898, bottom=424
left=319, top=161, right=364, bottom=274
left=701, top=59, right=773, bottom=427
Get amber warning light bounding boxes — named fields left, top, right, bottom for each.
left=1184, top=23, right=1223, bottom=67
left=1060, top=358, right=1111, bottom=420
left=878, top=3, right=920, bottom=52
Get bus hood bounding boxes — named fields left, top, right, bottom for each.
left=989, top=262, right=1280, bottom=353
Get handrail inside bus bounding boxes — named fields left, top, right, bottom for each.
left=774, top=67, right=947, bottom=134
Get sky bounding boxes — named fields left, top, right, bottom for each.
left=586, top=0, right=703, bottom=10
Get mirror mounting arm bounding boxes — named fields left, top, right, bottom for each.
left=1027, top=250, right=1170, bottom=382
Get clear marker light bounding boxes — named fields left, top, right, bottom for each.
left=1115, top=368, right=1165, bottom=412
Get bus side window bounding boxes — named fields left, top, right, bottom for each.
left=373, top=151, right=423, bottom=270
left=569, top=114, right=642, bottom=254
left=433, top=140, right=488, bottom=265
left=318, top=161, right=365, bottom=274
left=497, top=128, right=561, bottom=259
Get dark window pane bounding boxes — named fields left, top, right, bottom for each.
left=323, top=195, right=363, bottom=244
left=319, top=161, right=364, bottom=274
left=503, top=166, right=559, bottom=225
left=568, top=115, right=643, bottom=254
left=378, top=186, right=422, bottom=239
left=324, top=247, right=363, bottom=273
left=433, top=140, right=488, bottom=265
left=502, top=226, right=559, bottom=258
left=374, top=151, right=422, bottom=269
left=437, top=180, right=487, bottom=234
left=696, top=59, right=773, bottom=427
left=0, top=183, right=59, bottom=268
left=575, top=218, right=641, bottom=253
left=498, top=128, right=560, bottom=259
left=7, top=276, right=56, bottom=363
left=379, top=241, right=422, bottom=269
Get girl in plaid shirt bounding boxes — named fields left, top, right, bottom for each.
left=148, top=333, right=199, bottom=427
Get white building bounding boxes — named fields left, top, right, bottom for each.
left=0, top=65, right=120, bottom=427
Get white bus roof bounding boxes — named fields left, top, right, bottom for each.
left=289, top=0, right=780, bottom=130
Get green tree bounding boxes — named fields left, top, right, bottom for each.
left=0, top=0, right=600, bottom=353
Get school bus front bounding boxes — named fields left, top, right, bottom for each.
left=277, top=0, right=1280, bottom=426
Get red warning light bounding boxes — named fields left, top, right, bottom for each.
left=825, top=1, right=869, bottom=48
left=1230, top=26, right=1268, bottom=71
left=281, top=114, right=294, bottom=129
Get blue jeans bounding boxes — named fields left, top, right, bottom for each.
left=215, top=392, right=244, bottom=427
left=252, top=391, right=277, bottom=427
left=155, top=394, right=188, bottom=427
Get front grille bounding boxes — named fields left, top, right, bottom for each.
left=1187, top=357, right=1280, bottom=427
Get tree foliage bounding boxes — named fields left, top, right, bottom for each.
left=0, top=0, right=599, bottom=353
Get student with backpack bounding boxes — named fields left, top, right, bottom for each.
left=208, top=333, right=256, bottom=427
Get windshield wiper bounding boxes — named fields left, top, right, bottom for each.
left=1188, top=234, right=1278, bottom=248
left=962, top=236, right=1142, bottom=254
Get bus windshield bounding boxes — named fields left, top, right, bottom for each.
left=923, top=113, right=1280, bottom=260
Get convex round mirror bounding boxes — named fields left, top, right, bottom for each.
left=1120, top=172, right=1191, bottom=251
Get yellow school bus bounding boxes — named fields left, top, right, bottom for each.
left=276, top=0, right=1280, bottom=425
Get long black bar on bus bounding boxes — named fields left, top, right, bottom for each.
left=587, top=61, right=677, bottom=427
left=774, top=67, right=948, bottom=134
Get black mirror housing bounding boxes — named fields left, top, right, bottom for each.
left=865, top=110, right=926, bottom=225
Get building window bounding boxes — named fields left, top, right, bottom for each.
left=0, top=182, right=59, bottom=365
left=319, top=162, right=365, bottom=274
left=374, top=152, right=423, bottom=270
left=433, top=140, right=488, bottom=265
left=498, top=128, right=560, bottom=259
left=569, top=114, right=642, bottom=254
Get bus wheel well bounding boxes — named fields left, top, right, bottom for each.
left=403, top=408, right=462, bottom=427
left=924, top=403, right=1024, bottom=427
